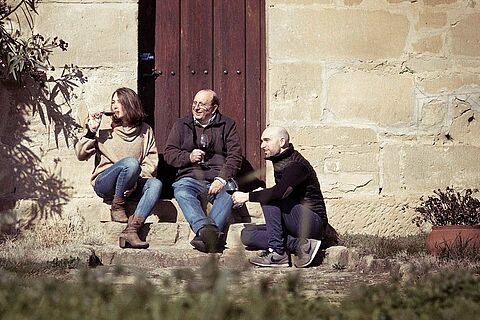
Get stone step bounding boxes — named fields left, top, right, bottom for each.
left=99, top=221, right=248, bottom=249
left=93, top=244, right=257, bottom=269
left=80, top=198, right=264, bottom=225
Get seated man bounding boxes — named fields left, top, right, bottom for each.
left=164, top=89, right=242, bottom=253
left=232, top=127, right=328, bottom=267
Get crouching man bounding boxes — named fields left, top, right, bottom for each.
left=232, top=127, right=328, bottom=267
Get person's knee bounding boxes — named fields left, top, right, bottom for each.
left=121, top=156, right=140, bottom=171
left=174, top=188, right=193, bottom=201
left=240, top=228, right=254, bottom=246
left=149, top=178, right=163, bottom=194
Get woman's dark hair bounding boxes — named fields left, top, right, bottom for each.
left=112, top=87, right=146, bottom=127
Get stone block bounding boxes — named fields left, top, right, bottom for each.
left=321, top=172, right=379, bottom=195
left=35, top=3, right=138, bottom=66
left=412, top=35, right=443, bottom=54
left=326, top=197, right=419, bottom=236
left=450, top=14, right=480, bottom=57
left=424, top=0, right=458, bottom=6
left=416, top=10, right=448, bottom=29
left=419, top=74, right=480, bottom=94
left=269, top=62, right=323, bottom=102
left=42, top=151, right=93, bottom=197
left=328, top=71, right=415, bottom=125
left=268, top=8, right=409, bottom=60
left=448, top=107, right=480, bottom=146
left=323, top=145, right=379, bottom=173
left=288, top=126, right=378, bottom=147
left=381, top=144, right=403, bottom=194
left=418, top=99, right=448, bottom=132
left=402, top=145, right=480, bottom=192
left=268, top=100, right=323, bottom=125
left=344, top=0, right=363, bottom=6
left=323, top=246, right=359, bottom=269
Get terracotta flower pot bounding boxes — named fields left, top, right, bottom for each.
left=426, top=225, right=480, bottom=255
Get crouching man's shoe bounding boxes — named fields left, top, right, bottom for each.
left=249, top=248, right=289, bottom=267
left=293, top=239, right=321, bottom=268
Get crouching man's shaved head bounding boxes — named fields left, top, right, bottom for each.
left=260, top=126, right=290, bottom=158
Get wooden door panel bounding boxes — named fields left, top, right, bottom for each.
left=152, top=0, right=265, bottom=177
left=154, top=0, right=180, bottom=150
left=245, top=0, right=265, bottom=172
left=181, top=0, right=214, bottom=115
left=213, top=0, right=246, bottom=152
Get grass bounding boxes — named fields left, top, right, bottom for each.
left=338, top=233, right=427, bottom=259
left=0, top=256, right=479, bottom=320
left=1, top=226, right=480, bottom=319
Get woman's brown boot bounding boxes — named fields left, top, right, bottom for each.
left=111, top=196, right=128, bottom=223
left=119, top=215, right=149, bottom=249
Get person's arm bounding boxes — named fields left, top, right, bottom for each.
left=249, top=162, right=310, bottom=204
left=218, top=121, right=242, bottom=180
left=75, top=112, right=103, bottom=161
left=75, top=129, right=96, bottom=161
left=140, top=125, right=159, bottom=178
left=164, top=121, right=193, bottom=168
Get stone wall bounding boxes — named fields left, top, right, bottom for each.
left=1, top=0, right=479, bottom=237
left=266, top=0, right=480, bottom=235
left=0, top=0, right=138, bottom=234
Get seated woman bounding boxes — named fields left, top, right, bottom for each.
left=75, top=87, right=162, bottom=249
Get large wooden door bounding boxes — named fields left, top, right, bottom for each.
left=140, top=0, right=265, bottom=186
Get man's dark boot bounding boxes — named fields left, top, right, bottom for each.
left=119, top=215, right=149, bottom=249
left=111, top=196, right=128, bottom=223
left=191, top=225, right=221, bottom=253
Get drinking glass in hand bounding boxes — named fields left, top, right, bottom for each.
left=198, top=133, right=210, bottom=166
left=225, top=178, right=239, bottom=195
left=225, top=178, right=243, bottom=208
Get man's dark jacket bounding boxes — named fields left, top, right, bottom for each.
left=249, top=144, right=327, bottom=225
left=164, top=112, right=242, bottom=182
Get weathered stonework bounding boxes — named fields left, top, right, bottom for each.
left=450, top=13, right=480, bottom=57
left=2, top=0, right=480, bottom=239
left=328, top=72, right=415, bottom=126
left=268, top=7, right=410, bottom=60
left=412, top=35, right=444, bottom=54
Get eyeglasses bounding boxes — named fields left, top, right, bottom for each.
left=192, top=101, right=212, bottom=110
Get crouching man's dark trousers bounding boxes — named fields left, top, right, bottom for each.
left=241, top=200, right=324, bottom=253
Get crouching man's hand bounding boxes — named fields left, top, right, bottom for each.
left=232, top=191, right=249, bottom=206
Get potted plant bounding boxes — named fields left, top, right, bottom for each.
left=413, top=187, right=480, bottom=255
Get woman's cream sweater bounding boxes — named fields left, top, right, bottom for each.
left=75, top=120, right=158, bottom=186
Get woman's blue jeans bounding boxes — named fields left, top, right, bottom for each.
left=172, top=177, right=233, bottom=234
left=93, top=157, right=162, bottom=219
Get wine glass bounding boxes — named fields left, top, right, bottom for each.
left=198, top=133, right=210, bottom=166
left=225, top=178, right=243, bottom=208
left=225, top=178, right=239, bottom=195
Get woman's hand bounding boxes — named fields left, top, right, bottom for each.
left=88, top=112, right=103, bottom=132
left=124, top=182, right=137, bottom=197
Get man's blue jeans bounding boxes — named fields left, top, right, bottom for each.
left=93, top=157, right=163, bottom=219
left=172, top=177, right=233, bottom=234
left=240, top=200, right=324, bottom=254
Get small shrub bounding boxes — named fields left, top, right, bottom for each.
left=340, top=271, right=480, bottom=320
left=413, top=187, right=480, bottom=227
left=339, top=233, right=426, bottom=258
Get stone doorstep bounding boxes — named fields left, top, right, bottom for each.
left=85, top=198, right=264, bottom=225
left=100, top=222, right=248, bottom=249
left=91, top=244, right=384, bottom=271
left=94, top=245, right=255, bottom=269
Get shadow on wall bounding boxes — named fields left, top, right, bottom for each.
left=0, top=67, right=86, bottom=236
